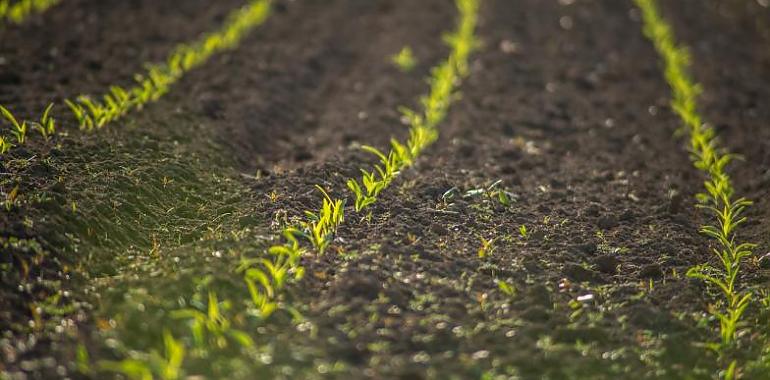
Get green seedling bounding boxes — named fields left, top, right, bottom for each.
left=300, top=185, right=345, bottom=253
left=0, top=105, right=27, bottom=144
left=99, top=330, right=185, bottom=380
left=31, top=103, right=56, bottom=141
left=477, top=235, right=496, bottom=258
left=0, top=0, right=60, bottom=24
left=391, top=46, right=418, bottom=72
left=0, top=135, right=12, bottom=154
left=171, top=291, right=253, bottom=350
left=519, top=225, right=528, bottom=240
left=497, top=280, right=516, bottom=297
left=346, top=0, right=478, bottom=215
left=635, top=0, right=756, bottom=368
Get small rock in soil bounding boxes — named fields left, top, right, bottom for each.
left=667, top=191, right=684, bottom=214
left=563, top=263, right=598, bottom=282
left=585, top=203, right=601, bottom=217
left=520, top=305, right=551, bottom=322
left=639, top=263, right=663, bottom=279
left=524, top=284, right=552, bottom=307
left=592, top=255, right=619, bottom=275
left=553, top=327, right=607, bottom=344
left=597, top=214, right=618, bottom=229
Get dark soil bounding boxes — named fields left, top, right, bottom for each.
left=1, top=0, right=769, bottom=379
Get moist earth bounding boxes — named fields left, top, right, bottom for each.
left=1, top=0, right=769, bottom=379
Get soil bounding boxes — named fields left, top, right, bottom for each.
left=1, top=0, right=769, bottom=379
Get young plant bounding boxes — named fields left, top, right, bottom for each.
left=477, top=235, right=496, bottom=258
left=0, top=105, right=27, bottom=144
left=99, top=329, right=185, bottom=380
left=299, top=185, right=345, bottom=253
left=1, top=0, right=60, bottom=25
left=171, top=291, right=253, bottom=350
left=31, top=103, right=56, bottom=141
left=635, top=0, right=756, bottom=368
left=391, top=46, right=418, bottom=72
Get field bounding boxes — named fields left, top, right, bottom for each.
left=1, top=0, right=770, bottom=379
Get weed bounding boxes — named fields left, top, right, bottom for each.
left=635, top=0, right=756, bottom=369
left=391, top=46, right=418, bottom=72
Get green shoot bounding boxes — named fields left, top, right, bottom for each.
left=0, top=105, right=27, bottom=144
left=477, top=236, right=496, bottom=258
left=171, top=291, right=253, bottom=350
left=98, top=330, right=185, bottom=380
left=122, top=2, right=480, bottom=375
left=497, top=280, right=516, bottom=297
left=31, top=103, right=56, bottom=141
left=0, top=136, right=12, bottom=154
left=0, top=0, right=60, bottom=25
left=391, top=46, right=418, bottom=72
left=519, top=225, right=528, bottom=240
left=635, top=0, right=756, bottom=362
left=300, top=185, right=345, bottom=253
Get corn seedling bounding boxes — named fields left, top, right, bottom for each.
left=99, top=329, right=184, bottom=380
left=31, top=103, right=56, bottom=141
left=299, top=185, right=345, bottom=253
left=171, top=291, right=253, bottom=350
left=65, top=0, right=272, bottom=130
left=391, top=46, right=418, bottom=72
left=519, top=225, right=528, bottom=240
left=635, top=0, right=757, bottom=365
left=0, top=104, right=27, bottom=145
left=497, top=280, right=516, bottom=297
left=0, top=0, right=60, bottom=25
left=477, top=235, right=496, bottom=258
left=0, top=103, right=58, bottom=156
left=347, top=0, right=479, bottom=214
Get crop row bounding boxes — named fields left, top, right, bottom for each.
left=634, top=0, right=757, bottom=376
left=0, top=0, right=272, bottom=158
left=0, top=0, right=59, bottom=25
left=96, top=0, right=481, bottom=377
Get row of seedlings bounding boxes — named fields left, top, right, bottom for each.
left=0, top=0, right=273, bottom=157
left=634, top=0, right=758, bottom=376
left=0, top=0, right=59, bottom=25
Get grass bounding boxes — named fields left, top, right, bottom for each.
left=64, top=0, right=272, bottom=131
left=634, top=0, right=757, bottom=373
left=0, top=0, right=59, bottom=25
